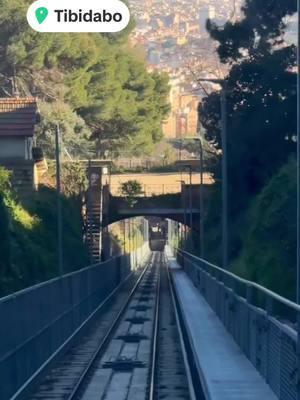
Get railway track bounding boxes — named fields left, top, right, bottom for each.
left=27, top=252, right=198, bottom=400
left=150, top=254, right=196, bottom=400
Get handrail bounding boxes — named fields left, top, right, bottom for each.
left=0, top=242, right=150, bottom=303
left=0, top=256, right=121, bottom=303
left=176, top=248, right=300, bottom=313
left=1, top=247, right=142, bottom=304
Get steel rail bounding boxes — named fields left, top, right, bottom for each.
left=148, top=253, right=161, bottom=400
left=165, top=253, right=197, bottom=400
left=9, top=265, right=139, bottom=400
left=66, top=254, right=155, bottom=400
left=149, top=252, right=197, bottom=400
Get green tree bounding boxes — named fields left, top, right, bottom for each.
left=120, top=180, right=143, bottom=207
left=36, top=101, right=94, bottom=159
left=0, top=0, right=170, bottom=158
left=207, top=0, right=295, bottom=63
left=80, top=57, right=170, bottom=156
left=200, top=0, right=297, bottom=266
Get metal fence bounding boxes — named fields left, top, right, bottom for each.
left=0, top=246, right=149, bottom=400
left=110, top=184, right=181, bottom=197
left=175, top=248, right=300, bottom=400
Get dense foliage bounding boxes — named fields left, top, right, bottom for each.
left=0, top=167, right=89, bottom=296
left=232, top=157, right=296, bottom=299
left=203, top=0, right=296, bottom=205
left=199, top=0, right=297, bottom=295
left=120, top=180, right=143, bottom=207
left=0, top=0, right=170, bottom=158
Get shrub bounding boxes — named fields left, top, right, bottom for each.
left=120, top=180, right=143, bottom=207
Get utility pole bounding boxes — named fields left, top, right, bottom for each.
left=295, top=4, right=300, bottom=396
left=137, top=221, right=139, bottom=268
left=220, top=85, right=228, bottom=269
left=55, top=124, right=63, bottom=276
left=129, top=219, right=132, bottom=265
left=99, top=167, right=104, bottom=262
left=297, top=0, right=300, bottom=306
left=123, top=219, right=126, bottom=254
left=183, top=136, right=205, bottom=258
left=182, top=181, right=187, bottom=245
left=199, top=137, right=204, bottom=259
left=198, top=78, right=228, bottom=269
left=188, top=166, right=193, bottom=232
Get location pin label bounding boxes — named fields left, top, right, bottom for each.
left=35, top=7, right=48, bottom=24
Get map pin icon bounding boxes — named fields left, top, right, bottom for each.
left=35, top=7, right=48, bottom=24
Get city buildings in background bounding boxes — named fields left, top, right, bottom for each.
left=129, top=0, right=243, bottom=138
left=284, top=13, right=297, bottom=45
left=162, top=78, right=199, bottom=139
left=129, top=0, right=296, bottom=140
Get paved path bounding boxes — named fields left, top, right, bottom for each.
left=166, top=249, right=278, bottom=400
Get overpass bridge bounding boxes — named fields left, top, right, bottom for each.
left=106, top=187, right=204, bottom=228
left=85, top=174, right=205, bottom=260
left=109, top=207, right=200, bottom=226
left=0, top=238, right=298, bottom=400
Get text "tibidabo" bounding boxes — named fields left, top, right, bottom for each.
left=27, top=0, right=130, bottom=32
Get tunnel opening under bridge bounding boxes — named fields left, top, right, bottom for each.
left=103, top=216, right=202, bottom=258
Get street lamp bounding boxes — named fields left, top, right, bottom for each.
left=55, top=124, right=63, bottom=276
left=193, top=137, right=205, bottom=259
left=297, top=0, right=300, bottom=305
left=176, top=179, right=187, bottom=245
left=185, top=164, right=193, bottom=232
left=98, top=165, right=109, bottom=262
left=179, top=137, right=205, bottom=258
left=294, top=3, right=299, bottom=385
left=198, top=78, right=228, bottom=270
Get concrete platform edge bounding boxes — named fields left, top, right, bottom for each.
left=165, top=247, right=278, bottom=400
left=166, top=251, right=213, bottom=400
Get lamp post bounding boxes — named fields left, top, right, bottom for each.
left=188, top=165, right=193, bottom=232
left=199, top=137, right=204, bottom=258
left=198, top=78, right=228, bottom=269
left=98, top=167, right=103, bottom=262
left=55, top=124, right=63, bottom=276
left=181, top=136, right=205, bottom=258
left=177, top=180, right=187, bottom=245
left=297, top=0, right=300, bottom=306
left=294, top=4, right=300, bottom=393
left=123, top=219, right=126, bottom=254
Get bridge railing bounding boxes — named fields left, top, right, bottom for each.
left=110, top=184, right=181, bottom=196
left=175, top=248, right=299, bottom=400
left=0, top=245, right=150, bottom=400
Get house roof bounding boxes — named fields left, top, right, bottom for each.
left=0, top=97, right=38, bottom=137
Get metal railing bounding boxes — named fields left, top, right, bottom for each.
left=110, top=184, right=181, bottom=197
left=175, top=248, right=299, bottom=400
left=0, top=245, right=150, bottom=400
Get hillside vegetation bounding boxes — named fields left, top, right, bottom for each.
left=0, top=0, right=170, bottom=158
left=232, top=158, right=296, bottom=299
left=0, top=168, right=89, bottom=297
left=197, top=0, right=297, bottom=298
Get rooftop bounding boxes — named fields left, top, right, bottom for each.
left=0, top=97, right=38, bottom=137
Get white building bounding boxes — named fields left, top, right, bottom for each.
left=199, top=6, right=216, bottom=34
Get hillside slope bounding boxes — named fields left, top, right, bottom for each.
left=0, top=168, right=89, bottom=296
